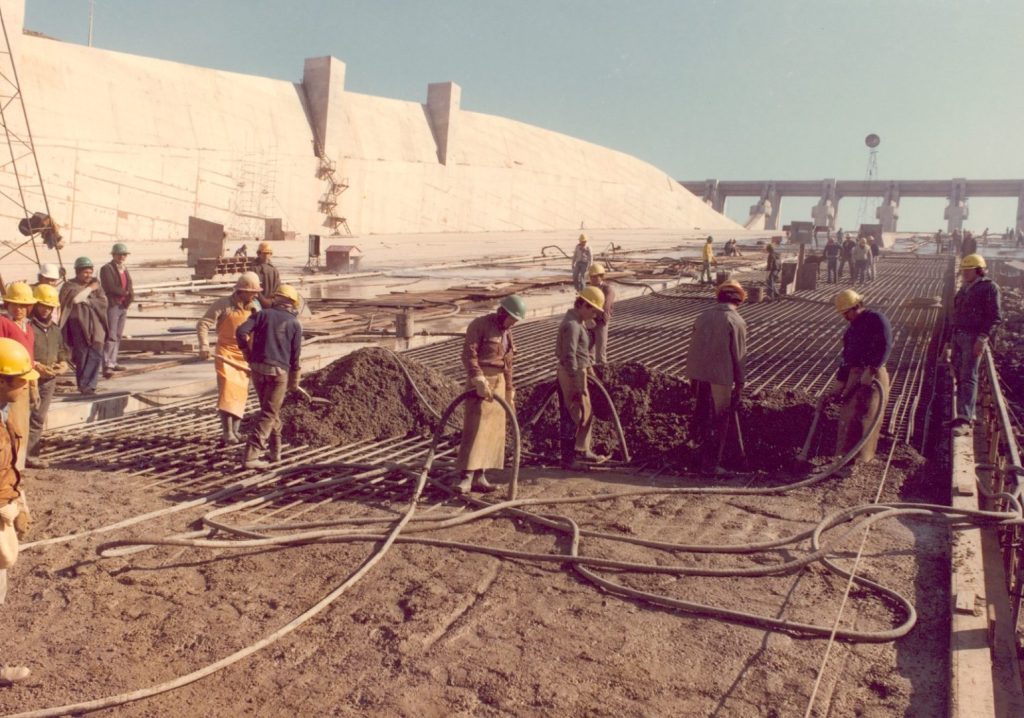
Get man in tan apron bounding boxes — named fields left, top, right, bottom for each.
left=196, top=273, right=261, bottom=445
left=455, top=295, right=526, bottom=494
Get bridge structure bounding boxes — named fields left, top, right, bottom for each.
left=679, top=178, right=1024, bottom=234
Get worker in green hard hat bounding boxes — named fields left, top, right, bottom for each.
left=58, top=257, right=108, bottom=395
left=99, top=242, right=133, bottom=377
left=454, top=294, right=525, bottom=495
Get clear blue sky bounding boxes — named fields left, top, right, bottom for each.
left=24, top=0, right=1024, bottom=232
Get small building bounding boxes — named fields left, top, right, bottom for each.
left=325, top=244, right=362, bottom=273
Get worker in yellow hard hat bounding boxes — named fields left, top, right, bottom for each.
left=571, top=233, right=592, bottom=293
left=825, top=289, right=893, bottom=465
left=1, top=282, right=37, bottom=471
left=236, top=284, right=302, bottom=469
left=196, top=272, right=262, bottom=445
left=586, top=264, right=614, bottom=366
left=556, top=286, right=606, bottom=469
left=25, top=284, right=69, bottom=469
left=948, top=254, right=1002, bottom=436
left=252, top=241, right=280, bottom=308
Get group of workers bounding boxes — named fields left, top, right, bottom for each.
left=822, top=232, right=882, bottom=285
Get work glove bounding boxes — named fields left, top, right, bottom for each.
left=33, top=362, right=52, bottom=380
left=973, top=337, right=987, bottom=358
left=287, top=371, right=301, bottom=392
left=198, top=348, right=211, bottom=360
left=52, top=361, right=69, bottom=376
left=504, top=388, right=516, bottom=407
left=13, top=503, right=30, bottom=540
left=472, top=375, right=492, bottom=400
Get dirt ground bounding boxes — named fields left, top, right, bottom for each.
left=0, top=436, right=950, bottom=717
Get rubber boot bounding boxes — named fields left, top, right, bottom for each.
left=219, top=412, right=233, bottom=446
left=241, top=443, right=270, bottom=470
left=455, top=472, right=473, bottom=495
left=229, top=416, right=243, bottom=444
left=268, top=430, right=282, bottom=463
left=472, top=470, right=495, bottom=493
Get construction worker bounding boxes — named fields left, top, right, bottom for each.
left=455, top=295, right=526, bottom=494
left=699, top=236, right=715, bottom=284
left=587, top=263, right=614, bottom=366
left=197, top=272, right=262, bottom=446
left=961, top=231, right=977, bottom=258
left=935, top=229, right=943, bottom=254
left=556, top=286, right=606, bottom=469
left=826, top=290, right=893, bottom=464
left=59, top=257, right=108, bottom=396
left=571, top=234, right=592, bottom=293
left=26, top=285, right=68, bottom=469
left=34, top=264, right=60, bottom=288
left=0, top=283, right=36, bottom=471
left=99, top=242, right=133, bottom=377
left=0, top=337, right=36, bottom=686
left=838, top=232, right=855, bottom=280
left=765, top=244, right=780, bottom=299
left=853, top=238, right=871, bottom=284
left=236, top=284, right=302, bottom=469
left=251, top=241, right=280, bottom=308
left=868, top=236, right=881, bottom=280
left=949, top=254, right=1002, bottom=436
left=824, top=235, right=840, bottom=283
left=686, top=279, right=747, bottom=475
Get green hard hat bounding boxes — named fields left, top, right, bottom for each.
left=74, top=256, right=94, bottom=270
left=111, top=242, right=129, bottom=255
left=499, top=295, right=527, bottom=321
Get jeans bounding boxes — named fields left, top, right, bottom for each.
left=28, top=378, right=56, bottom=456
left=837, top=257, right=850, bottom=279
left=951, top=330, right=982, bottom=423
left=104, top=304, right=128, bottom=369
left=572, top=262, right=588, bottom=293
left=867, top=257, right=876, bottom=281
left=766, top=270, right=779, bottom=299
left=855, top=260, right=869, bottom=283
left=591, top=322, right=609, bottom=365
left=248, top=370, right=288, bottom=450
left=826, top=258, right=838, bottom=283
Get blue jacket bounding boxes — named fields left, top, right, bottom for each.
left=236, top=305, right=301, bottom=372
left=952, top=276, right=1002, bottom=339
left=837, top=309, right=892, bottom=383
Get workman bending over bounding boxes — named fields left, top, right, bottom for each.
left=251, top=242, right=281, bottom=309
left=826, top=290, right=893, bottom=464
left=236, top=285, right=302, bottom=470
left=0, top=337, right=37, bottom=687
left=587, top=263, right=614, bottom=366
left=556, top=287, right=606, bottom=469
left=455, top=295, right=526, bottom=495
left=949, top=254, right=1002, bottom=437
left=571, top=234, right=592, bottom=293
left=197, top=272, right=262, bottom=446
left=686, top=280, right=747, bottom=475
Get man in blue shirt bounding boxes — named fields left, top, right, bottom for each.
left=825, top=289, right=893, bottom=464
left=949, top=254, right=1002, bottom=436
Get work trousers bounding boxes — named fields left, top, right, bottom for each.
left=837, top=257, right=850, bottom=280
left=248, top=371, right=288, bottom=450
left=590, top=322, right=609, bottom=365
left=103, top=304, right=128, bottom=370
left=951, top=330, right=982, bottom=424
left=699, top=260, right=713, bottom=284
left=836, top=366, right=890, bottom=463
left=867, top=256, right=877, bottom=281
left=67, top=322, right=103, bottom=392
left=27, top=378, right=56, bottom=457
left=692, top=381, right=733, bottom=470
left=854, top=260, right=869, bottom=284
left=766, top=270, right=779, bottom=299
left=557, top=366, right=593, bottom=461
left=572, top=261, right=589, bottom=293
left=826, top=258, right=838, bottom=283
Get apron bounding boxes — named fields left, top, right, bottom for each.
left=214, top=305, right=253, bottom=419
left=7, top=393, right=29, bottom=471
left=837, top=366, right=890, bottom=463
left=457, top=367, right=507, bottom=471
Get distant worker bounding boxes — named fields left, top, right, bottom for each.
left=1016, top=227, right=1023, bottom=248
left=99, top=242, right=133, bottom=378
left=867, top=236, right=881, bottom=280
left=949, top=254, right=1002, bottom=437
left=825, top=290, right=893, bottom=464
left=196, top=272, right=262, bottom=446
left=571, top=234, right=592, bottom=293
left=251, top=242, right=281, bottom=309
left=699, top=236, right=716, bottom=284
left=25, top=285, right=68, bottom=469
left=853, top=238, right=871, bottom=284
left=556, top=287, right=606, bottom=469
left=587, top=263, right=615, bottom=366
left=765, top=244, right=780, bottom=300
left=951, top=229, right=962, bottom=256
left=0, top=283, right=36, bottom=471
left=236, top=284, right=302, bottom=470
left=824, top=235, right=840, bottom=283
left=935, top=229, right=943, bottom=255
left=686, top=280, right=747, bottom=475
left=723, top=239, right=741, bottom=257
left=455, top=295, right=525, bottom=495
left=838, top=233, right=855, bottom=280
left=960, top=231, right=977, bottom=258
left=59, top=257, right=108, bottom=396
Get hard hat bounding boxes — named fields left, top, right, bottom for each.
left=74, top=256, right=93, bottom=270
left=588, top=263, right=606, bottom=277
left=716, top=279, right=747, bottom=303
left=3, top=281, right=35, bottom=305
left=111, top=242, right=129, bottom=255
left=32, top=283, right=60, bottom=308
left=960, top=254, right=986, bottom=270
left=274, top=284, right=300, bottom=304
left=834, top=289, right=863, bottom=314
left=235, top=271, right=262, bottom=292
left=0, top=337, right=39, bottom=381
left=578, top=233, right=587, bottom=243
left=257, top=241, right=274, bottom=255
left=578, top=286, right=605, bottom=312
left=498, top=294, right=527, bottom=322
left=38, top=263, right=60, bottom=280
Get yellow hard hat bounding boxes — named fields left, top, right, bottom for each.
left=257, top=241, right=274, bottom=255
left=274, top=284, right=300, bottom=305
left=834, top=289, right=863, bottom=313
left=578, top=233, right=587, bottom=243
left=578, top=286, right=605, bottom=312
left=960, top=253, right=986, bottom=270
left=32, top=283, right=60, bottom=308
left=716, top=279, right=747, bottom=303
left=0, top=337, right=39, bottom=380
left=588, top=262, right=606, bottom=276
left=235, top=271, right=262, bottom=292
left=3, top=281, right=35, bottom=305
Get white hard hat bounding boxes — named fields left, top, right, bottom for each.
left=39, top=263, right=60, bottom=280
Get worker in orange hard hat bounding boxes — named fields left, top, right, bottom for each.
left=251, top=241, right=280, bottom=308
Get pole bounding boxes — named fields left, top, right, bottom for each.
left=88, top=0, right=94, bottom=47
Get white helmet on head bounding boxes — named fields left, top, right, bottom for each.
left=39, top=263, right=60, bottom=280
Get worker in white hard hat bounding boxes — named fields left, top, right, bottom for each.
left=571, top=233, right=592, bottom=293
left=0, top=337, right=38, bottom=687
left=1, top=283, right=36, bottom=471
left=34, top=264, right=60, bottom=287
left=99, top=242, right=133, bottom=377
left=58, top=257, right=108, bottom=396
left=26, top=284, right=69, bottom=469
left=236, top=284, right=302, bottom=470
left=251, top=241, right=280, bottom=308
left=948, top=254, right=1002, bottom=436
left=556, top=287, right=606, bottom=469
left=455, top=295, right=526, bottom=495
left=825, top=289, right=893, bottom=464
left=196, top=272, right=262, bottom=445
left=586, top=263, right=615, bottom=366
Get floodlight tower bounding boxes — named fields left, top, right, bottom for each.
left=856, top=133, right=880, bottom=225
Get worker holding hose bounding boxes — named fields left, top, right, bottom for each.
left=686, top=279, right=747, bottom=475
left=556, top=287, right=606, bottom=469
left=826, top=290, right=893, bottom=464
left=455, top=295, right=526, bottom=494
left=236, top=285, right=302, bottom=470
left=196, top=272, right=262, bottom=446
